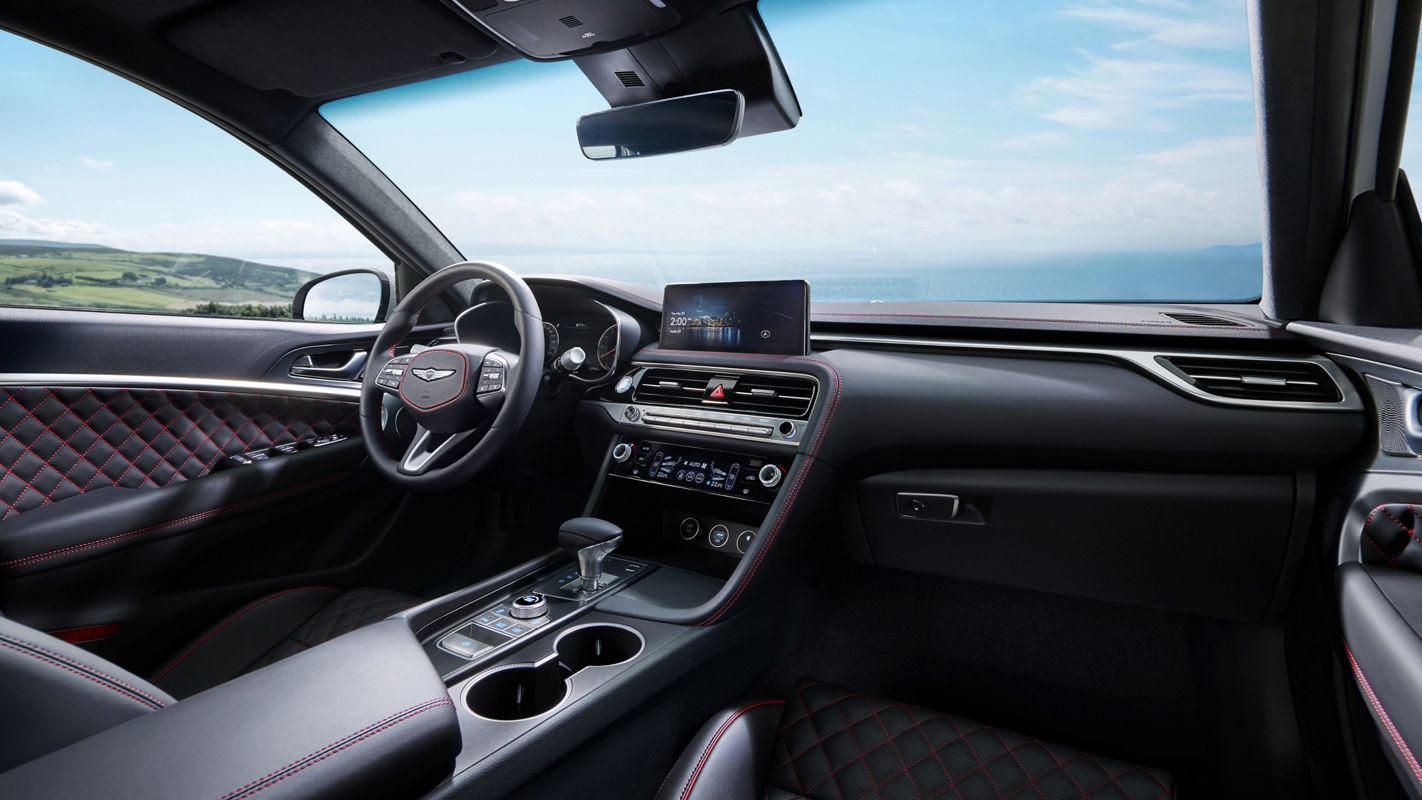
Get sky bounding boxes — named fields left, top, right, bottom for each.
left=0, top=0, right=1274, bottom=299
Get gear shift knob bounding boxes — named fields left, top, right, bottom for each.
left=558, top=517, right=623, bottom=592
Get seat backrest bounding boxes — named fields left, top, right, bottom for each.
left=0, top=615, right=175, bottom=772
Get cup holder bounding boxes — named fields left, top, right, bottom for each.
left=464, top=624, right=644, bottom=722
left=555, top=624, right=643, bottom=672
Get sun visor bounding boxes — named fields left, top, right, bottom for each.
left=166, top=0, right=509, bottom=98
left=575, top=4, right=801, bottom=137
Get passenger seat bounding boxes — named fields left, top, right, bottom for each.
left=656, top=680, right=1175, bottom=800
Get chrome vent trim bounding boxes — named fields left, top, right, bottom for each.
left=632, top=366, right=816, bottom=419
left=1157, top=356, right=1342, bottom=403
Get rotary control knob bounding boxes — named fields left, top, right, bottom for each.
left=612, top=442, right=633, bottom=463
left=508, top=593, right=548, bottom=619
left=758, top=463, right=784, bottom=489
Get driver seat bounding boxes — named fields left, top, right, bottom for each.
left=0, top=585, right=419, bottom=773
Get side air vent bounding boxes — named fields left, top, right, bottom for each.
left=634, top=368, right=816, bottom=418
left=614, top=70, right=645, bottom=88
left=559, top=14, right=583, bottom=27
left=1162, top=312, right=1244, bottom=327
left=1158, top=356, right=1343, bottom=403
left=633, top=368, right=711, bottom=406
left=727, top=375, right=815, bottom=418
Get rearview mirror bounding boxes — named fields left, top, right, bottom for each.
left=577, top=90, right=745, bottom=161
left=292, top=268, right=392, bottom=323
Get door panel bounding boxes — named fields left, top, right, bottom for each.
left=1293, top=323, right=1422, bottom=797
left=0, top=305, right=429, bottom=672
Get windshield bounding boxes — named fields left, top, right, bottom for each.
left=323, top=0, right=1261, bottom=303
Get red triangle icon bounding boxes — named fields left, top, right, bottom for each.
left=709, top=384, right=725, bottom=399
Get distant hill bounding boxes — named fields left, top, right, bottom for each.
left=0, top=239, right=117, bottom=252
left=0, top=243, right=319, bottom=314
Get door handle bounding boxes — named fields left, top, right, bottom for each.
left=289, top=351, right=368, bottom=381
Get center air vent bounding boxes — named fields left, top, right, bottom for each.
left=1158, top=356, right=1342, bottom=403
left=727, top=374, right=816, bottom=417
left=559, top=14, right=583, bottom=27
left=634, top=368, right=816, bottom=418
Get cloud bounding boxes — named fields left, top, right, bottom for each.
left=1136, top=134, right=1255, bottom=165
left=0, top=208, right=112, bottom=241
left=1063, top=1, right=1248, bottom=50
left=0, top=180, right=44, bottom=207
left=1018, top=52, right=1251, bottom=130
left=78, top=157, right=116, bottom=172
left=429, top=135, right=1261, bottom=260
left=1013, top=1, right=1251, bottom=131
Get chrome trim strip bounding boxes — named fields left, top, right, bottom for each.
left=810, top=332, right=1363, bottom=412
left=0, top=373, right=360, bottom=401
left=587, top=361, right=820, bottom=448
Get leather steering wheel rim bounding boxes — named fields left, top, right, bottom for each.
left=359, top=261, right=544, bottom=492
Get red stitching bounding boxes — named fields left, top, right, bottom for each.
left=0, top=634, right=166, bottom=708
left=215, top=697, right=453, bottom=800
left=398, top=349, right=471, bottom=411
left=1343, top=639, right=1422, bottom=786
left=663, top=700, right=786, bottom=800
left=0, top=467, right=359, bottom=569
left=151, top=586, right=340, bottom=683
left=692, top=354, right=842, bottom=625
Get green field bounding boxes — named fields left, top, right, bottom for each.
left=0, top=241, right=319, bottom=316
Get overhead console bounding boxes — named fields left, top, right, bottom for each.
left=445, top=0, right=683, bottom=59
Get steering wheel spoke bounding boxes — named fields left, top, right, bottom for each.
left=400, top=425, right=476, bottom=475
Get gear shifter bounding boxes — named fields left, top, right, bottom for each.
left=558, top=517, right=624, bottom=593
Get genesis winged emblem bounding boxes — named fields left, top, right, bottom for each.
left=411, top=367, right=456, bottom=382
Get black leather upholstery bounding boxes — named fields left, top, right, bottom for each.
left=0, top=387, right=358, bottom=521
left=0, top=619, right=461, bottom=800
left=657, top=699, right=786, bottom=800
left=1361, top=503, right=1422, bottom=572
left=0, top=615, right=175, bottom=773
left=153, top=586, right=420, bottom=698
left=658, top=681, right=1176, bottom=800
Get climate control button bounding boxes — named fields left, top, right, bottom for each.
left=758, top=464, right=784, bottom=489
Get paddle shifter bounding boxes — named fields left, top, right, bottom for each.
left=558, top=517, right=624, bottom=593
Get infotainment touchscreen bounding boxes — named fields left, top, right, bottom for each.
left=660, top=280, right=810, bottom=356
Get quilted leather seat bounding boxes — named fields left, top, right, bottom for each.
left=656, top=680, right=1176, bottom=800
left=151, top=586, right=420, bottom=698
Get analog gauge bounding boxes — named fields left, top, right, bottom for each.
left=542, top=322, right=559, bottom=364
left=596, top=325, right=619, bottom=371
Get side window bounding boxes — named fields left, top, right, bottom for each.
left=0, top=31, right=390, bottom=321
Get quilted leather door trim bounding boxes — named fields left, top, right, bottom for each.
left=0, top=387, right=358, bottom=522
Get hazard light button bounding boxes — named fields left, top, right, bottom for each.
left=705, top=378, right=736, bottom=400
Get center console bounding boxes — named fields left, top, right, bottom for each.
left=405, top=280, right=829, bottom=798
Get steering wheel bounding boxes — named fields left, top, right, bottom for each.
left=358, top=261, right=544, bottom=491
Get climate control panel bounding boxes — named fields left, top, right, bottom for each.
left=608, top=438, right=787, bottom=503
